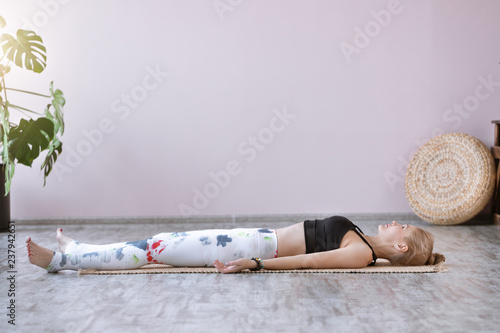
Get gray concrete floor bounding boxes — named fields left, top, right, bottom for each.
left=1, top=218, right=499, bottom=332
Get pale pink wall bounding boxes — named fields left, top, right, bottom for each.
left=4, top=0, right=499, bottom=219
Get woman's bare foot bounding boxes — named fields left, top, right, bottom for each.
left=56, top=228, right=75, bottom=253
left=26, top=237, right=54, bottom=269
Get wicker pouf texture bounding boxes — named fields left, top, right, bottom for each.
left=405, top=133, right=495, bottom=225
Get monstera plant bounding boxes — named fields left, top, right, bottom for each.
left=0, top=15, right=65, bottom=196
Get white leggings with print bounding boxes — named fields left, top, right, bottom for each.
left=46, top=228, right=278, bottom=272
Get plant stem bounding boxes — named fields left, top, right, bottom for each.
left=1, top=76, right=7, bottom=103
left=6, top=103, right=40, bottom=115
left=3, top=87, right=51, bottom=98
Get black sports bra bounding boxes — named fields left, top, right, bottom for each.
left=303, top=216, right=377, bottom=266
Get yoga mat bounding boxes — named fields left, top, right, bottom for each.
left=78, top=260, right=447, bottom=275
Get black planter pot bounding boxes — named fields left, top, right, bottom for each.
left=0, top=164, right=11, bottom=232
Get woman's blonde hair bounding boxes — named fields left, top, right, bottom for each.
left=390, top=227, right=445, bottom=266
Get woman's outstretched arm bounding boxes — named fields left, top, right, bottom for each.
left=214, top=244, right=372, bottom=273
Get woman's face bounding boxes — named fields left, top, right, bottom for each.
left=377, top=221, right=414, bottom=244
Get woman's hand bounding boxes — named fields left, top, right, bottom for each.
left=213, top=258, right=255, bottom=274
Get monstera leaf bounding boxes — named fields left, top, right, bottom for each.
left=8, top=118, right=55, bottom=166
left=1, top=29, right=47, bottom=73
left=0, top=102, right=15, bottom=194
left=49, top=81, right=65, bottom=134
left=41, top=137, right=62, bottom=185
left=0, top=99, right=10, bottom=164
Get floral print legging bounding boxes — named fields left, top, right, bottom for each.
left=46, top=228, right=278, bottom=272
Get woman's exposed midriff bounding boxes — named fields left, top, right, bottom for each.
left=275, top=222, right=306, bottom=257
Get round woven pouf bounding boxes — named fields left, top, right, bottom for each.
left=405, top=133, right=495, bottom=225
